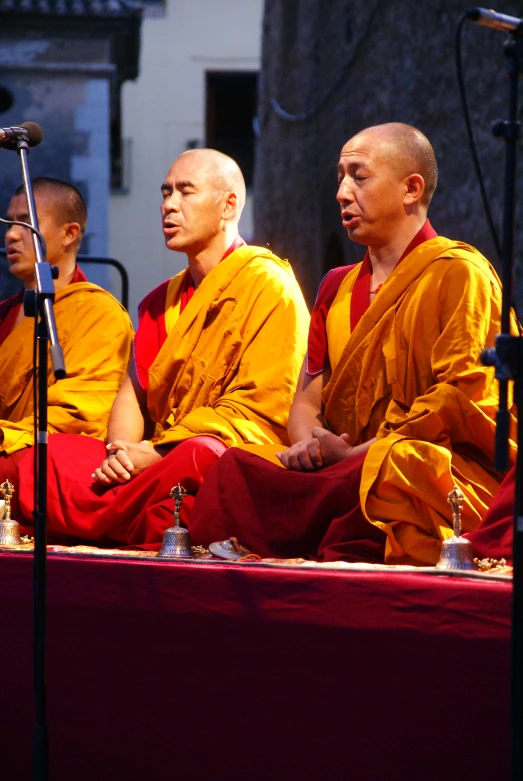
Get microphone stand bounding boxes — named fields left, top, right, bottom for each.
left=480, top=34, right=523, bottom=781
left=15, top=134, right=66, bottom=781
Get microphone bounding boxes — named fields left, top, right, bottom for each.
left=0, top=122, right=43, bottom=148
left=466, top=7, right=523, bottom=35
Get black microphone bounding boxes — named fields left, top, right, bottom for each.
left=0, top=122, right=43, bottom=148
left=466, top=7, right=523, bottom=35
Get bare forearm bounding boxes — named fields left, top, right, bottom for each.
left=106, top=373, right=147, bottom=443
left=287, top=400, right=325, bottom=444
left=107, top=407, right=144, bottom=443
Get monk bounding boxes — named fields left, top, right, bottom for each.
left=190, top=122, right=517, bottom=566
left=13, top=149, right=309, bottom=544
left=0, top=178, right=133, bottom=510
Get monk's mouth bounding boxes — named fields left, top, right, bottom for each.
left=341, top=215, right=359, bottom=228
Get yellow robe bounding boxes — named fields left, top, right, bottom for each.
left=147, top=244, right=309, bottom=448
left=0, top=282, right=133, bottom=455
left=322, top=237, right=517, bottom=565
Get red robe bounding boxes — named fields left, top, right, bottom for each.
left=6, top=433, right=227, bottom=545
left=463, top=466, right=516, bottom=563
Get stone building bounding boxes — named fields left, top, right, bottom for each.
left=254, top=0, right=523, bottom=308
left=0, top=0, right=142, bottom=298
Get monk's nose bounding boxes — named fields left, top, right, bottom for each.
left=5, top=223, right=20, bottom=242
left=336, top=184, right=352, bottom=204
left=166, top=190, right=182, bottom=211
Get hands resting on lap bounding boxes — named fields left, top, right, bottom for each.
left=92, top=440, right=163, bottom=485
left=276, top=427, right=355, bottom=472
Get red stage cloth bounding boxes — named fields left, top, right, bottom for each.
left=0, top=551, right=511, bottom=781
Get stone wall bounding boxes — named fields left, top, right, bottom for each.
left=254, top=0, right=523, bottom=309
left=0, top=2, right=141, bottom=302
left=0, top=35, right=113, bottom=298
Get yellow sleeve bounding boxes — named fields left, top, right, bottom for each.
left=0, top=292, right=133, bottom=455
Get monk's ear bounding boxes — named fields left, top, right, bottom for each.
left=62, top=221, right=82, bottom=250
left=403, top=174, right=425, bottom=206
left=222, top=192, right=238, bottom=221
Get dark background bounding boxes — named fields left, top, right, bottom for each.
left=253, top=0, right=523, bottom=310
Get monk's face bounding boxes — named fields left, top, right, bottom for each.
left=4, top=192, right=66, bottom=284
left=336, top=130, right=411, bottom=248
left=161, top=153, right=227, bottom=254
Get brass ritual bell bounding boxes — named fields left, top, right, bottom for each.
left=435, top=485, right=477, bottom=571
left=157, top=483, right=194, bottom=558
left=0, top=478, right=22, bottom=546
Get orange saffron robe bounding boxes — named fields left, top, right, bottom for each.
left=142, top=243, right=310, bottom=449
left=0, top=279, right=133, bottom=455
left=323, top=236, right=517, bottom=564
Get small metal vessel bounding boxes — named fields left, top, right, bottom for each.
left=435, top=485, right=477, bottom=571
left=209, top=538, right=253, bottom=560
left=157, top=483, right=193, bottom=559
left=0, top=479, right=22, bottom=546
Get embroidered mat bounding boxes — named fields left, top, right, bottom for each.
left=0, top=541, right=512, bottom=580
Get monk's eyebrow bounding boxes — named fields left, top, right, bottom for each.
left=176, top=180, right=196, bottom=189
left=5, top=210, right=29, bottom=221
left=338, top=160, right=367, bottom=172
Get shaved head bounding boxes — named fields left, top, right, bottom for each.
left=177, top=148, right=246, bottom=219
left=14, top=177, right=87, bottom=237
left=161, top=148, right=247, bottom=263
left=349, top=123, right=438, bottom=206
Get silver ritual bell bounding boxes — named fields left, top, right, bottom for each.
left=157, top=483, right=193, bottom=559
left=0, top=478, right=22, bottom=546
left=435, top=485, right=477, bottom=571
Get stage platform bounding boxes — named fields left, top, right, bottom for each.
left=0, top=548, right=512, bottom=781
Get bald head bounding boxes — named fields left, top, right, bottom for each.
left=177, top=148, right=246, bottom=219
left=351, top=123, right=438, bottom=207
left=161, top=148, right=247, bottom=263
left=14, top=177, right=87, bottom=238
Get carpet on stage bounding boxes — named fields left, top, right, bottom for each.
left=0, top=545, right=512, bottom=781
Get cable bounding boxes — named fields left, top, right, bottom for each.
left=455, top=12, right=502, bottom=259
left=265, top=2, right=381, bottom=126
left=0, top=216, right=47, bottom=260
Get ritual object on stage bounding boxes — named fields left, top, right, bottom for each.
left=435, top=486, right=477, bottom=571
left=0, top=478, right=23, bottom=546
left=157, top=483, right=194, bottom=558
left=209, top=537, right=256, bottom=561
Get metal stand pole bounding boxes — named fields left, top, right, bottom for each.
left=33, top=318, right=49, bottom=781
left=16, top=137, right=66, bottom=781
left=512, top=374, right=523, bottom=781
left=481, top=35, right=523, bottom=781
